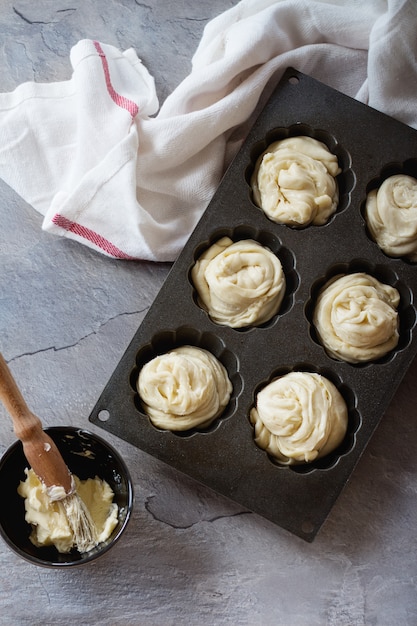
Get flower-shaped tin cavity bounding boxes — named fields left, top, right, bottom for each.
left=306, top=259, right=416, bottom=365
left=131, top=327, right=242, bottom=436
left=137, top=346, right=232, bottom=431
left=250, top=364, right=359, bottom=473
left=247, top=124, right=353, bottom=228
left=190, top=226, right=298, bottom=330
left=362, top=159, right=417, bottom=262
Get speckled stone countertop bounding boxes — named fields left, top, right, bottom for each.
left=0, top=2, right=416, bottom=625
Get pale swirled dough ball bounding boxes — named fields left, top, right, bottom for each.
left=365, top=174, right=417, bottom=261
left=250, top=372, right=348, bottom=465
left=191, top=237, right=286, bottom=328
left=137, top=346, right=232, bottom=431
left=251, top=136, right=341, bottom=226
left=313, top=272, right=400, bottom=363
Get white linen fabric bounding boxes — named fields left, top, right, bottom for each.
left=0, top=0, right=415, bottom=261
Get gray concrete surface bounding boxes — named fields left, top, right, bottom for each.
left=0, top=2, right=416, bottom=625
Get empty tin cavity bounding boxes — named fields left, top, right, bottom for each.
left=249, top=363, right=360, bottom=474
left=130, top=326, right=242, bottom=436
left=306, top=259, right=416, bottom=365
left=189, top=225, right=299, bottom=330
left=246, top=123, right=354, bottom=227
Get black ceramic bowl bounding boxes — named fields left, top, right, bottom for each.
left=0, top=427, right=133, bottom=567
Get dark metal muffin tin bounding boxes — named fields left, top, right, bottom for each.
left=89, top=68, right=417, bottom=541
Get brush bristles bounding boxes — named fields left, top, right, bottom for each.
left=61, top=493, right=98, bottom=553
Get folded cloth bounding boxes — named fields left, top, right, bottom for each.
left=0, top=0, right=415, bottom=261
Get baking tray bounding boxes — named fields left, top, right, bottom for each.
left=89, top=68, right=417, bottom=541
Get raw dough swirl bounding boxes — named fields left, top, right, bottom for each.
left=137, top=346, right=232, bottom=431
left=191, top=237, right=286, bottom=328
left=313, top=272, right=400, bottom=363
left=250, top=372, right=348, bottom=465
left=365, top=174, right=417, bottom=261
left=251, top=136, right=341, bottom=226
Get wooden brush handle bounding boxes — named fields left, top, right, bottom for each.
left=0, top=353, right=73, bottom=494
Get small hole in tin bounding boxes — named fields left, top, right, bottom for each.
left=249, top=363, right=361, bottom=474
left=97, top=410, right=110, bottom=422
left=245, top=123, right=354, bottom=228
left=301, top=520, right=315, bottom=535
left=361, top=159, right=417, bottom=263
left=130, top=327, right=242, bottom=437
left=189, top=226, right=299, bottom=331
left=305, top=259, right=416, bottom=366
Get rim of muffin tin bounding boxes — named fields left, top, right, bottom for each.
left=249, top=362, right=361, bottom=475
left=188, top=224, right=300, bottom=332
left=360, top=158, right=417, bottom=263
left=305, top=257, right=417, bottom=366
left=245, top=122, right=356, bottom=227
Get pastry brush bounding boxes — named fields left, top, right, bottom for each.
left=0, top=353, right=97, bottom=553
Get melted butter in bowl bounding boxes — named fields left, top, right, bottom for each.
left=18, top=469, right=119, bottom=554
left=0, top=427, right=133, bottom=567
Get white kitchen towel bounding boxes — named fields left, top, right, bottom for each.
left=0, top=0, right=415, bottom=261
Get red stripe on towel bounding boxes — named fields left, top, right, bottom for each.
left=50, top=43, right=141, bottom=259
left=51, top=214, right=136, bottom=260
left=93, top=40, right=139, bottom=118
